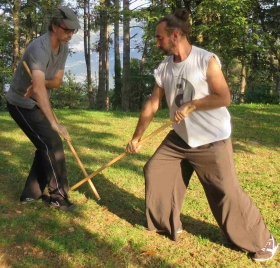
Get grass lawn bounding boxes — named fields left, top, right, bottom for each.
left=0, top=104, right=279, bottom=268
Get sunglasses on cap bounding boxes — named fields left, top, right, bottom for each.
left=57, top=24, right=78, bottom=34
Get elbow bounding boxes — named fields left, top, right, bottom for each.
left=223, top=90, right=231, bottom=107
left=32, top=87, right=41, bottom=95
left=32, top=85, right=47, bottom=96
left=54, top=79, right=62, bottom=88
left=224, top=96, right=231, bottom=107
left=142, top=99, right=159, bottom=116
left=51, top=77, right=62, bottom=88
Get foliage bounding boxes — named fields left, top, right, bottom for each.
left=0, top=10, right=13, bottom=86
left=128, top=58, right=155, bottom=111
left=244, top=84, right=280, bottom=104
left=1, top=0, right=280, bottom=110
left=50, top=71, right=88, bottom=109
left=133, top=4, right=167, bottom=69
left=0, top=13, right=13, bottom=110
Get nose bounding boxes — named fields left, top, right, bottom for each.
left=156, top=39, right=160, bottom=47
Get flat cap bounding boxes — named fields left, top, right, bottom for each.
left=52, top=6, right=80, bottom=30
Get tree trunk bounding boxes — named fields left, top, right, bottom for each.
left=0, top=76, right=4, bottom=107
left=84, top=0, right=94, bottom=108
left=113, top=0, right=122, bottom=109
left=275, top=59, right=280, bottom=98
left=24, top=5, right=33, bottom=49
left=138, top=39, right=148, bottom=110
left=105, top=23, right=110, bottom=110
left=12, top=0, right=21, bottom=74
left=240, top=60, right=246, bottom=103
left=137, top=0, right=155, bottom=110
left=97, top=1, right=107, bottom=110
left=122, top=0, right=130, bottom=111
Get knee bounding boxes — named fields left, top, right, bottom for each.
left=52, top=138, right=63, bottom=150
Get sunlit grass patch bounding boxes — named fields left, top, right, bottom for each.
left=0, top=104, right=279, bottom=267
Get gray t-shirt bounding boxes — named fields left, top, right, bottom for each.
left=6, top=32, right=68, bottom=109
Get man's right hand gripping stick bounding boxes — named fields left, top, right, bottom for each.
left=70, top=106, right=196, bottom=192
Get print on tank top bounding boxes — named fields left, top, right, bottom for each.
left=173, top=76, right=195, bottom=108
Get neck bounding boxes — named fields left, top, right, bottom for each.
left=173, top=41, right=192, bottom=63
left=49, top=32, right=60, bottom=53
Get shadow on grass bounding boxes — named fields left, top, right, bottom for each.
left=228, top=105, right=280, bottom=148
left=0, top=141, right=177, bottom=266
left=54, top=106, right=280, bottom=158
left=1, top=105, right=279, bottom=267
left=0, top=116, right=181, bottom=267
left=1, top=204, right=179, bottom=268
left=55, top=108, right=170, bottom=121
left=79, top=171, right=238, bottom=253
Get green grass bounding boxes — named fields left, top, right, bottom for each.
left=0, top=104, right=279, bottom=268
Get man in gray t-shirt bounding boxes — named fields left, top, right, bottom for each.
left=6, top=6, right=80, bottom=212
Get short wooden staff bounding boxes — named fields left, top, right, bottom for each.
left=70, top=106, right=196, bottom=192
left=65, top=140, right=101, bottom=200
left=22, top=61, right=101, bottom=200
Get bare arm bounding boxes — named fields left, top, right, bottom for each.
left=32, top=70, right=70, bottom=141
left=175, top=56, right=231, bottom=122
left=126, top=84, right=165, bottom=153
left=24, top=70, right=64, bottom=98
left=45, top=69, right=64, bottom=89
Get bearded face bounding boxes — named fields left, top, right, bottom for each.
left=159, top=38, right=177, bottom=56
left=156, top=22, right=178, bottom=56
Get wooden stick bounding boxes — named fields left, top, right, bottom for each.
left=22, top=61, right=32, bottom=77
left=66, top=140, right=101, bottom=200
left=70, top=106, right=196, bottom=191
left=22, top=61, right=101, bottom=200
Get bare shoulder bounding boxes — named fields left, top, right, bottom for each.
left=206, top=56, right=224, bottom=79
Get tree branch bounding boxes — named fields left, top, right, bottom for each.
left=131, top=2, right=149, bottom=11
left=130, top=33, right=138, bottom=39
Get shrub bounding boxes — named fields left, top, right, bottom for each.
left=244, top=84, right=279, bottom=104
left=50, top=71, right=88, bottom=109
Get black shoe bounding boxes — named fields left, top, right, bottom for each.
left=20, top=194, right=50, bottom=204
left=252, top=236, right=279, bottom=262
left=49, top=197, right=77, bottom=212
left=41, top=194, right=50, bottom=203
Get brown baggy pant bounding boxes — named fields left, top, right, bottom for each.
left=144, top=130, right=270, bottom=252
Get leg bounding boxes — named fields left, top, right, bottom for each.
left=7, top=103, right=69, bottom=200
left=47, top=129, right=69, bottom=197
left=144, top=130, right=193, bottom=241
left=21, top=150, right=48, bottom=199
left=188, top=138, right=270, bottom=252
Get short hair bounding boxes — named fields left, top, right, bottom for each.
left=157, top=9, right=191, bottom=40
left=48, top=18, right=63, bottom=32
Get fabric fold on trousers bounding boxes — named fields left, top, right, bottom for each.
left=7, top=102, right=69, bottom=199
left=144, top=130, right=270, bottom=251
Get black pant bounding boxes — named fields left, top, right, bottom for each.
left=7, top=102, right=69, bottom=199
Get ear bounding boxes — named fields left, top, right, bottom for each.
left=171, top=30, right=180, bottom=42
left=52, top=24, right=58, bottom=33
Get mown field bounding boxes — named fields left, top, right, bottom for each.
left=0, top=104, right=279, bottom=268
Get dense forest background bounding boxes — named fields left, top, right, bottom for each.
left=0, top=0, right=279, bottom=111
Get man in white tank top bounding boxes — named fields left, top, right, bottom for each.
left=126, top=8, right=277, bottom=262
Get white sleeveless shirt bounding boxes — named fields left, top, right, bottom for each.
left=154, top=46, right=231, bottom=147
